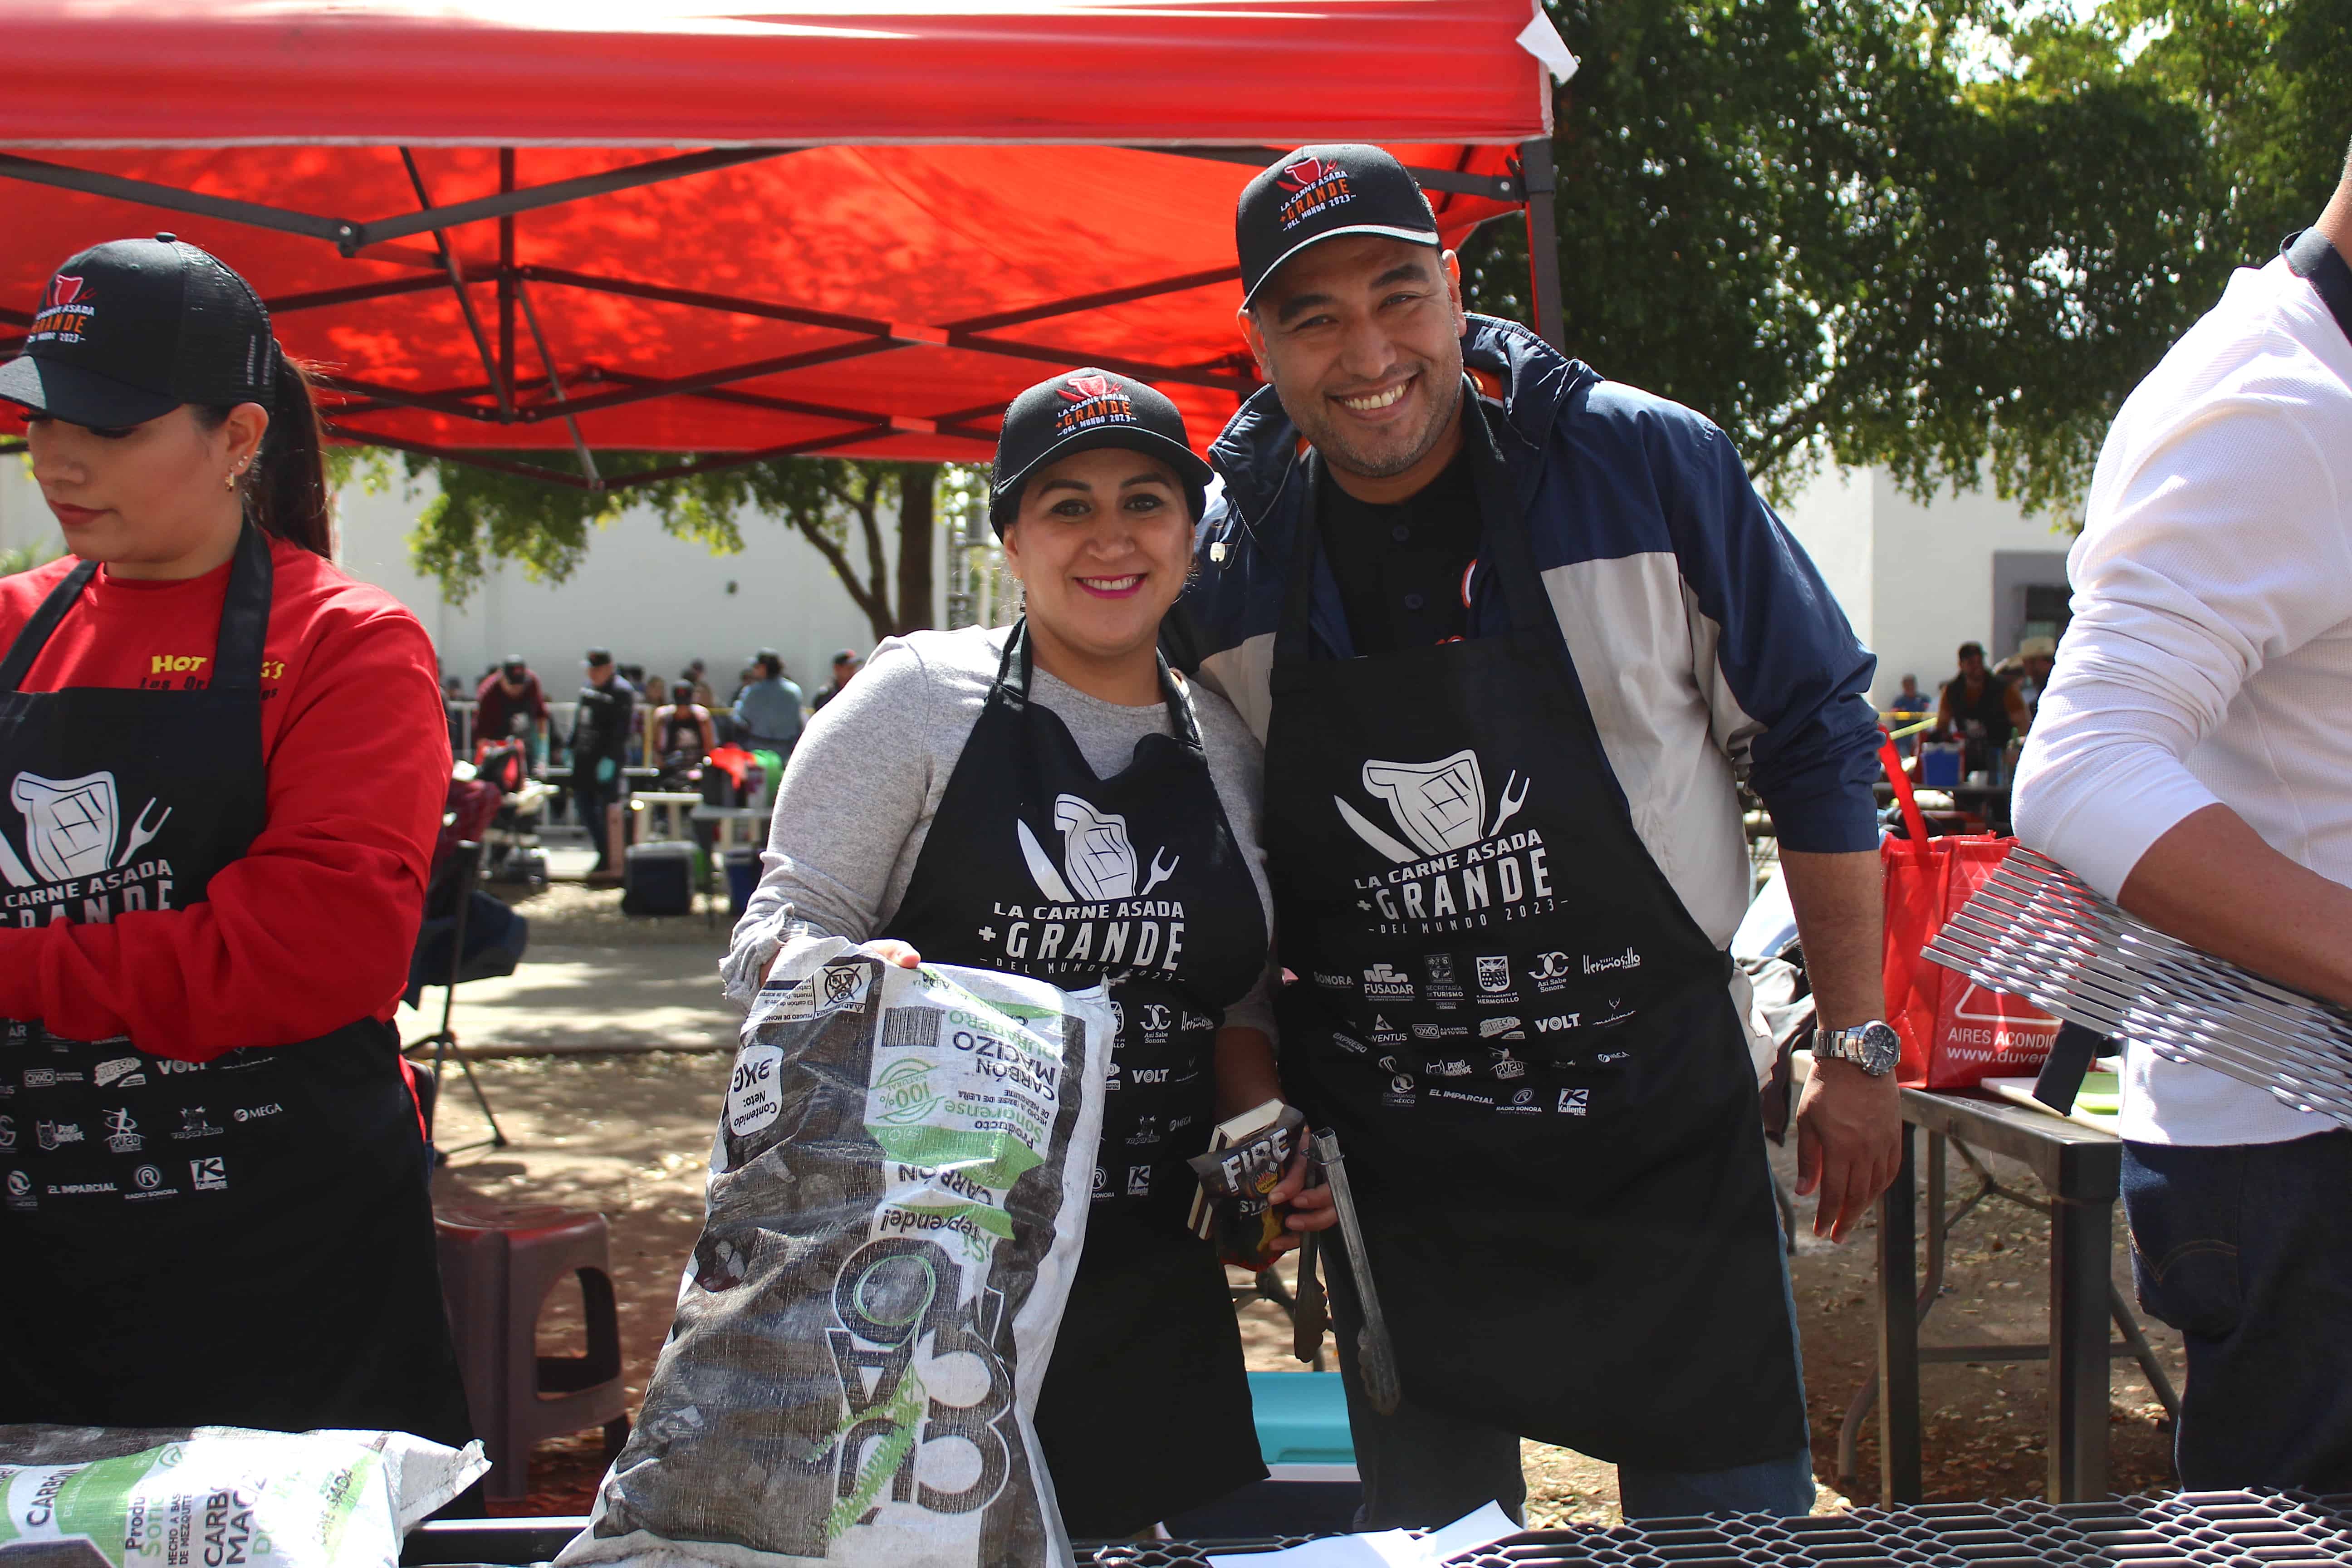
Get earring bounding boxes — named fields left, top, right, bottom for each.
left=224, top=471, right=237, bottom=491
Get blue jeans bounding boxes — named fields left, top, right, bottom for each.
left=2123, top=1131, right=2352, bottom=1491
left=1326, top=1240, right=1814, bottom=1525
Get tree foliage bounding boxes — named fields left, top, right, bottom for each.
left=1462, top=0, right=2348, bottom=520
left=381, top=0, right=2345, bottom=591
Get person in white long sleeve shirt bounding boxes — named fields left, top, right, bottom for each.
left=2012, top=139, right=2352, bottom=1491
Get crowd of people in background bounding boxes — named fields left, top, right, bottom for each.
left=1879, top=634, right=2059, bottom=780
left=437, top=645, right=864, bottom=881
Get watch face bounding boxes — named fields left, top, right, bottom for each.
left=1860, top=1021, right=1902, bottom=1075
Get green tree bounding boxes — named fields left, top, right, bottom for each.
left=403, top=454, right=943, bottom=644
left=1463, top=0, right=2347, bottom=520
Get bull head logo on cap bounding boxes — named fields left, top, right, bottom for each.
left=1060, top=372, right=1120, bottom=402
left=1279, top=156, right=1335, bottom=192
left=41, top=275, right=84, bottom=311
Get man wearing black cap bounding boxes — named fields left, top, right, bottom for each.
left=472, top=654, right=549, bottom=761
left=1179, top=146, right=1898, bottom=1523
left=569, top=649, right=636, bottom=879
left=811, top=648, right=862, bottom=711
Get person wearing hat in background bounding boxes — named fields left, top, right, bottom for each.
left=730, top=648, right=804, bottom=761
left=809, top=647, right=861, bottom=711
left=474, top=652, right=549, bottom=763
left=0, top=236, right=471, bottom=1447
left=2013, top=635, right=2056, bottom=717
left=723, top=367, right=1334, bottom=1537
left=1173, top=147, right=1898, bottom=1524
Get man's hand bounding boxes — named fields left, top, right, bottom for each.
left=1793, top=1056, right=1900, bottom=1242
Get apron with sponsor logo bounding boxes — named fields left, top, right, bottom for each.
left=1261, top=422, right=1805, bottom=1472
left=881, top=619, right=1269, bottom=1534
left=0, top=524, right=471, bottom=1447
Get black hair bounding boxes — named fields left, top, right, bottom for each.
left=196, top=348, right=331, bottom=558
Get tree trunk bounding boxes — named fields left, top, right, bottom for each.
left=892, top=464, right=936, bottom=635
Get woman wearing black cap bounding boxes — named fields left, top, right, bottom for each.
left=0, top=236, right=470, bottom=1447
left=725, top=367, right=1334, bottom=1536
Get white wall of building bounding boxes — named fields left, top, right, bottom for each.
left=1772, top=463, right=2076, bottom=709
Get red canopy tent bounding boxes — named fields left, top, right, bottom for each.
left=0, top=1, right=1572, bottom=490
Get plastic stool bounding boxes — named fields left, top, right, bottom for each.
left=433, top=1198, right=632, bottom=1501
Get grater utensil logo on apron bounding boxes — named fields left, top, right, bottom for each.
left=1, top=768, right=176, bottom=911
left=1334, top=750, right=1553, bottom=935
left=1014, top=794, right=1180, bottom=904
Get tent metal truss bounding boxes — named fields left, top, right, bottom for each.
left=0, top=141, right=1566, bottom=489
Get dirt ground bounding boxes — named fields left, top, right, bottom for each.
left=424, top=883, right=2185, bottom=1526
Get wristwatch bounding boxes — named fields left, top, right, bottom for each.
left=1815, top=1020, right=1901, bottom=1076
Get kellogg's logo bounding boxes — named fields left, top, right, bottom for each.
left=1276, top=155, right=1354, bottom=230
left=1054, top=372, right=1137, bottom=436
left=29, top=275, right=95, bottom=347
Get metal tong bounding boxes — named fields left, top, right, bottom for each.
left=1296, top=1128, right=1403, bottom=1414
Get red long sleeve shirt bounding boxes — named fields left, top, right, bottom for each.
left=0, top=537, right=451, bottom=1059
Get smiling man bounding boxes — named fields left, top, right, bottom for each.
left=1176, top=145, right=1899, bottom=1526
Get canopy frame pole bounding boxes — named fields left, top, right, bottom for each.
left=497, top=149, right=517, bottom=412
left=309, top=372, right=505, bottom=423
left=512, top=273, right=601, bottom=487
left=401, top=148, right=513, bottom=420
left=1518, top=137, right=1565, bottom=351
left=588, top=369, right=1000, bottom=444
left=320, top=421, right=891, bottom=493
left=939, top=265, right=1244, bottom=332
left=1125, top=145, right=1522, bottom=201
left=0, top=152, right=360, bottom=247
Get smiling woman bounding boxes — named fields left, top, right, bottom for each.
left=723, top=366, right=1336, bottom=1538
left=0, top=237, right=471, bottom=1461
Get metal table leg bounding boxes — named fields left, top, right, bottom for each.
left=2048, top=1185, right=2113, bottom=1499
left=1877, top=1122, right=1922, bottom=1503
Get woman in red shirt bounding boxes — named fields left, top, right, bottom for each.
left=0, top=235, right=470, bottom=1446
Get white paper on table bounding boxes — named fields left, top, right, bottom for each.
left=1207, top=1501, right=1517, bottom=1568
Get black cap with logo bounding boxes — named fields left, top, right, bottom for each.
left=0, top=235, right=279, bottom=429
left=990, top=367, right=1213, bottom=535
left=1236, top=144, right=1441, bottom=309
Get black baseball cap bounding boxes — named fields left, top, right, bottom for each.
left=0, top=235, right=279, bottom=429
left=989, top=367, right=1212, bottom=535
left=1236, top=145, right=1441, bottom=309
left=585, top=647, right=613, bottom=666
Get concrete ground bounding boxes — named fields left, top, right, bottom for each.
left=418, top=875, right=2186, bottom=1525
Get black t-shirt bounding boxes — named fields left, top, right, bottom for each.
left=1317, top=448, right=1481, bottom=656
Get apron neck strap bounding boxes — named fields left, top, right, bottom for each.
left=2286, top=227, right=2352, bottom=347
left=993, top=616, right=1202, bottom=753
left=0, top=559, right=100, bottom=695
left=1273, top=388, right=1557, bottom=665
left=211, top=522, right=274, bottom=691
left=0, top=522, right=274, bottom=697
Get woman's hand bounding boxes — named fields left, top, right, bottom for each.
left=864, top=939, right=921, bottom=969
left=1264, top=1147, right=1338, bottom=1254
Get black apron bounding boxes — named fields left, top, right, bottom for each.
left=1261, top=416, right=1807, bottom=1473
left=882, top=621, right=1270, bottom=1535
left=0, top=525, right=472, bottom=1447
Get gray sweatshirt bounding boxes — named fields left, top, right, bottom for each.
left=721, top=625, right=1277, bottom=1038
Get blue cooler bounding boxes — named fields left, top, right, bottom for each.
left=1165, top=1372, right=1360, bottom=1536
left=1920, top=742, right=1963, bottom=787
left=725, top=847, right=761, bottom=919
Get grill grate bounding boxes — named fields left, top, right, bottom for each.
left=1920, top=846, right=2352, bottom=1129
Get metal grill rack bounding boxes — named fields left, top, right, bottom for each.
left=1076, top=1492, right=2352, bottom=1566
left=1923, top=847, right=2352, bottom=1129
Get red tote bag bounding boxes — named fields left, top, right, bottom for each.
left=1877, top=739, right=2060, bottom=1088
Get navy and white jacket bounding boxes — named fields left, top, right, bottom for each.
left=1177, top=314, right=1882, bottom=950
